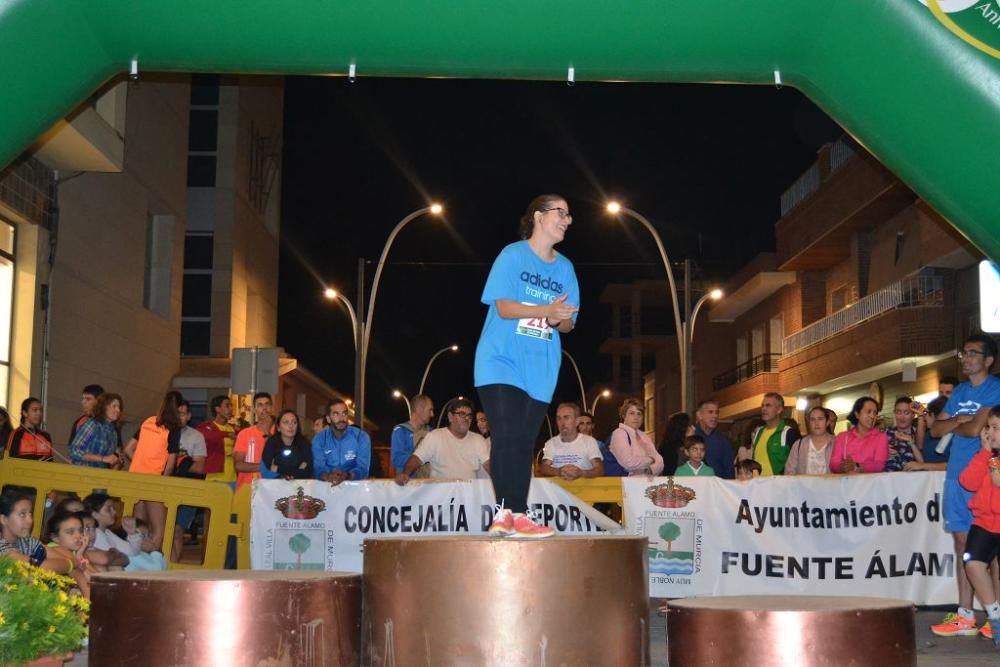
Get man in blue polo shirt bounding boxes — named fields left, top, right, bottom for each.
left=694, top=399, right=735, bottom=479
left=390, top=394, right=434, bottom=476
left=313, top=398, right=371, bottom=484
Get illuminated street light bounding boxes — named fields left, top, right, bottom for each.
left=606, top=201, right=725, bottom=413
left=590, top=389, right=612, bottom=416
left=419, top=344, right=460, bottom=395
left=356, top=203, right=446, bottom=425
left=687, top=288, right=723, bottom=347
left=392, top=389, right=412, bottom=414
left=323, top=287, right=358, bottom=349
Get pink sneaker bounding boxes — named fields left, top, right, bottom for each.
left=488, top=504, right=514, bottom=536
left=511, top=510, right=555, bottom=539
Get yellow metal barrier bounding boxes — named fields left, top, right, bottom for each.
left=233, top=482, right=252, bottom=570
left=0, top=457, right=244, bottom=570
left=549, top=476, right=624, bottom=506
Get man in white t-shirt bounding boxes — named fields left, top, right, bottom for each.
left=395, top=398, right=490, bottom=483
left=539, top=402, right=603, bottom=480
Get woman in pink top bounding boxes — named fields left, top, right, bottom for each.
left=830, top=396, right=890, bottom=474
left=609, top=398, right=664, bottom=476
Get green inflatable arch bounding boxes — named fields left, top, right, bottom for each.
left=3, top=0, right=999, bottom=258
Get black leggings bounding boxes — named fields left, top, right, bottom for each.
left=478, top=383, right=548, bottom=513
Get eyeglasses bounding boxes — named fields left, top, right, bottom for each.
left=451, top=411, right=474, bottom=418
left=957, top=349, right=987, bottom=359
left=541, top=207, right=572, bottom=222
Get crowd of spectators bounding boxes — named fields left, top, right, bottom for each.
left=2, top=334, right=1000, bottom=647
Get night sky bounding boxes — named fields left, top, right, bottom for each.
left=278, top=77, right=842, bottom=437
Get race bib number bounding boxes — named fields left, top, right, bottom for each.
left=516, top=309, right=553, bottom=341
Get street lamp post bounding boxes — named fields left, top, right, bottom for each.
left=419, top=344, right=459, bottom=395
left=323, top=288, right=358, bottom=350
left=354, top=203, right=443, bottom=427
left=561, top=349, right=587, bottom=410
left=606, top=202, right=722, bottom=414
left=682, top=288, right=723, bottom=414
left=590, top=389, right=611, bottom=416
left=392, top=390, right=412, bottom=415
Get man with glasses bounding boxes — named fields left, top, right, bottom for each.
left=394, top=398, right=490, bottom=484
left=930, top=334, right=1000, bottom=639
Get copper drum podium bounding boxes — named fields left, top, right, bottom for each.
left=362, top=535, right=649, bottom=666
left=89, top=570, right=362, bottom=666
left=666, top=595, right=916, bottom=667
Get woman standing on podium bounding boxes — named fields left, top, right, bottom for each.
left=475, top=194, right=579, bottom=539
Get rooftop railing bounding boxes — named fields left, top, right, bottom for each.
left=780, top=137, right=857, bottom=216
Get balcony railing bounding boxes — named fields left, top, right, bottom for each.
left=779, top=163, right=819, bottom=216
left=782, top=274, right=945, bottom=356
left=780, top=137, right=857, bottom=216
left=712, top=353, right=781, bottom=391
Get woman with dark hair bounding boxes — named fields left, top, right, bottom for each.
left=124, top=391, right=185, bottom=552
left=785, top=406, right=835, bottom=475
left=609, top=398, right=664, bottom=476
left=6, top=397, right=53, bottom=461
left=125, top=391, right=183, bottom=476
left=261, top=410, right=313, bottom=480
left=476, top=194, right=579, bottom=538
left=70, top=392, right=124, bottom=468
left=829, top=396, right=890, bottom=474
left=0, top=407, right=12, bottom=455
left=659, top=411, right=694, bottom=475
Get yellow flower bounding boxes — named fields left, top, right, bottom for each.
left=54, top=604, right=68, bottom=618
left=48, top=625, right=56, bottom=633
left=58, top=590, right=69, bottom=603
left=4, top=567, right=12, bottom=575
left=0, top=611, right=5, bottom=625
left=4, top=583, right=16, bottom=591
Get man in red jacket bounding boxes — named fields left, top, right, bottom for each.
left=959, top=404, right=1000, bottom=649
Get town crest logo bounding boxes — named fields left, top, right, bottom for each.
left=275, top=486, right=327, bottom=520
left=642, top=478, right=701, bottom=580
left=644, top=479, right=696, bottom=508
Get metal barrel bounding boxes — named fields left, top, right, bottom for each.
left=363, top=535, right=649, bottom=666
left=89, top=570, right=363, bottom=666
left=666, top=595, right=916, bottom=667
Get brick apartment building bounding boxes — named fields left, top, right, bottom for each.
left=603, top=137, right=984, bottom=444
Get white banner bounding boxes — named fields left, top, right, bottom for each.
left=251, top=478, right=621, bottom=572
left=622, top=471, right=956, bottom=604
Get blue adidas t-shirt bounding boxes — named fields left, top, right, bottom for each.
left=474, top=241, right=579, bottom=403
left=943, top=374, right=1000, bottom=480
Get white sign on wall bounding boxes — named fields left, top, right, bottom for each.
left=980, top=260, right=1000, bottom=333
